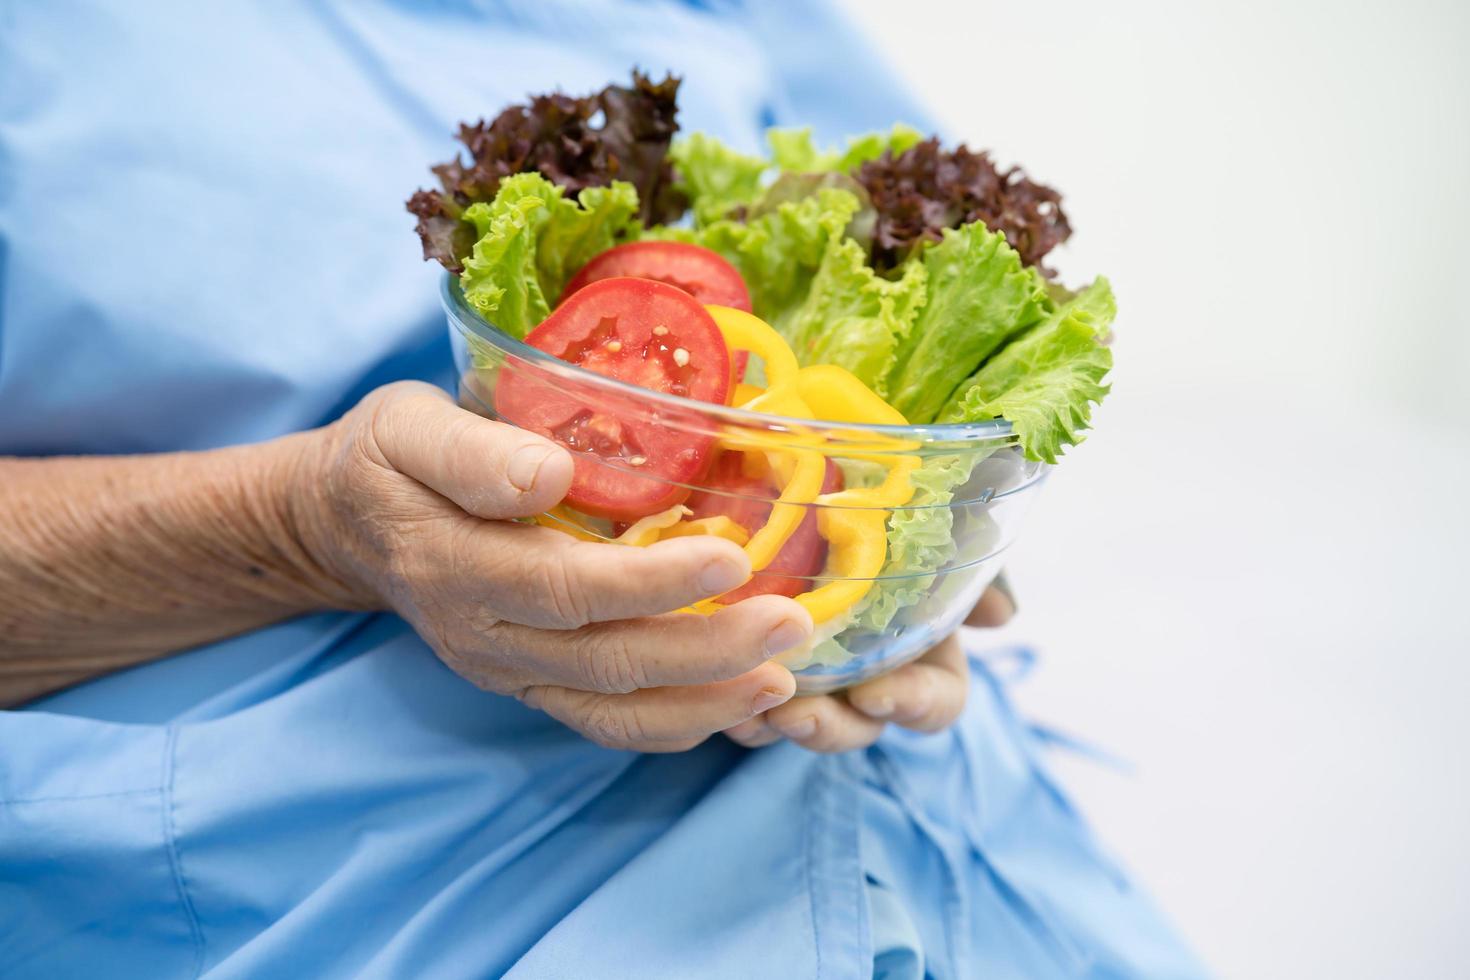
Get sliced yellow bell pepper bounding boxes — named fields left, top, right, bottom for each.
left=819, top=454, right=921, bottom=510
left=660, top=515, right=750, bottom=546
left=737, top=382, right=806, bottom=419
left=707, top=306, right=799, bottom=388
left=732, top=382, right=765, bottom=407
left=543, top=309, right=925, bottom=628
left=795, top=508, right=891, bottom=623
left=535, top=506, right=604, bottom=542
left=744, top=446, right=825, bottom=572
left=614, top=505, right=692, bottom=546
left=794, top=364, right=909, bottom=427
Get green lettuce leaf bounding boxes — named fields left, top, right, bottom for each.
left=781, top=235, right=928, bottom=390
left=649, top=184, right=924, bottom=388
left=645, top=187, right=861, bottom=337
left=938, top=277, right=1115, bottom=463
left=669, top=133, right=769, bottom=226
left=847, top=453, right=976, bottom=633
left=459, top=174, right=639, bottom=338
left=767, top=124, right=923, bottom=173
left=881, top=222, right=1052, bottom=424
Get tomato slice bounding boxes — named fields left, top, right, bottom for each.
left=563, top=241, right=752, bottom=312
left=494, top=277, right=732, bottom=521
left=563, top=242, right=753, bottom=383
left=685, top=450, right=845, bottom=602
left=731, top=350, right=751, bottom=386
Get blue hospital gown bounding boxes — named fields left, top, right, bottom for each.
left=0, top=2, right=1205, bottom=976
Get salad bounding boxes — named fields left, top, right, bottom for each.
left=409, top=71, right=1114, bottom=670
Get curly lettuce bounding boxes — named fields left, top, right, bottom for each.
left=668, top=133, right=768, bottom=226
left=882, top=222, right=1053, bottom=425
left=409, top=70, right=682, bottom=271
left=939, top=278, right=1115, bottom=464
left=780, top=235, right=927, bottom=390
left=645, top=186, right=861, bottom=337
left=847, top=453, right=975, bottom=633
left=767, top=124, right=923, bottom=174
left=459, top=174, right=639, bottom=338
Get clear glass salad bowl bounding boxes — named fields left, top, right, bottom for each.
left=442, top=276, right=1048, bottom=694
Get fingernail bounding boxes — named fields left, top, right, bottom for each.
left=752, top=687, right=791, bottom=714
left=778, top=715, right=817, bottom=739
left=991, top=571, right=1017, bottom=614
left=854, top=695, right=895, bottom=719
left=764, top=619, right=809, bottom=656
left=698, top=558, right=747, bottom=595
left=507, top=444, right=554, bottom=492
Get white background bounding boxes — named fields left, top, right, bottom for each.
left=843, top=0, right=1470, bottom=976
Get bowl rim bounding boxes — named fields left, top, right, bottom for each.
left=442, top=273, right=1019, bottom=445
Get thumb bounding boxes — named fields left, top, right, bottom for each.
left=365, top=381, right=573, bottom=519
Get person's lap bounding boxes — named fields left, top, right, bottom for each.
left=3, top=615, right=1202, bottom=978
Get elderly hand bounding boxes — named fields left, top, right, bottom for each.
left=722, top=584, right=1015, bottom=753
left=298, top=382, right=812, bottom=752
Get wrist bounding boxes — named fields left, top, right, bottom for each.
left=267, top=423, right=384, bottom=612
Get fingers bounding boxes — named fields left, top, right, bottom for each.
left=484, top=594, right=813, bottom=694
left=480, top=522, right=776, bottom=627
left=726, top=632, right=974, bottom=753
left=724, top=714, right=783, bottom=749
left=846, top=633, right=969, bottom=733
left=522, top=660, right=796, bottom=752
left=763, top=694, right=886, bottom=753
left=964, top=577, right=1016, bottom=627
left=367, top=382, right=573, bottom=519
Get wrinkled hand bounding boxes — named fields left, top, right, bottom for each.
left=723, top=585, right=1015, bottom=753
left=299, top=382, right=813, bottom=752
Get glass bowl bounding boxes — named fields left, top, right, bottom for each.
left=442, top=276, right=1048, bottom=694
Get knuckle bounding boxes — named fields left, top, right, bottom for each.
left=575, top=629, right=645, bottom=694
left=890, top=673, right=932, bottom=722
left=412, top=604, right=523, bottom=697
left=800, top=720, right=863, bottom=753
left=802, top=731, right=844, bottom=753
left=691, top=610, right=757, bottom=674
left=363, top=383, right=445, bottom=465
left=537, top=557, right=595, bottom=628
left=580, top=698, right=641, bottom=749
left=803, top=714, right=875, bottom=754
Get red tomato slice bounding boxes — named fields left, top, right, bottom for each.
left=684, top=450, right=845, bottom=602
left=562, top=241, right=752, bottom=313
left=563, top=242, right=754, bottom=383
left=494, top=277, right=732, bottom=522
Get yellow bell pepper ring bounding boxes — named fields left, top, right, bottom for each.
left=613, top=505, right=692, bottom=546
left=743, top=446, right=825, bottom=572
left=819, top=455, right=921, bottom=511
left=706, top=305, right=799, bottom=388
left=534, top=506, right=603, bottom=542
left=659, top=515, right=751, bottom=547
left=732, top=382, right=765, bottom=407
left=794, top=364, right=909, bottom=427
left=795, top=508, right=891, bottom=623
left=544, top=305, right=927, bottom=627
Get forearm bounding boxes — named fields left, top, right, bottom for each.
left=0, top=431, right=369, bottom=705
